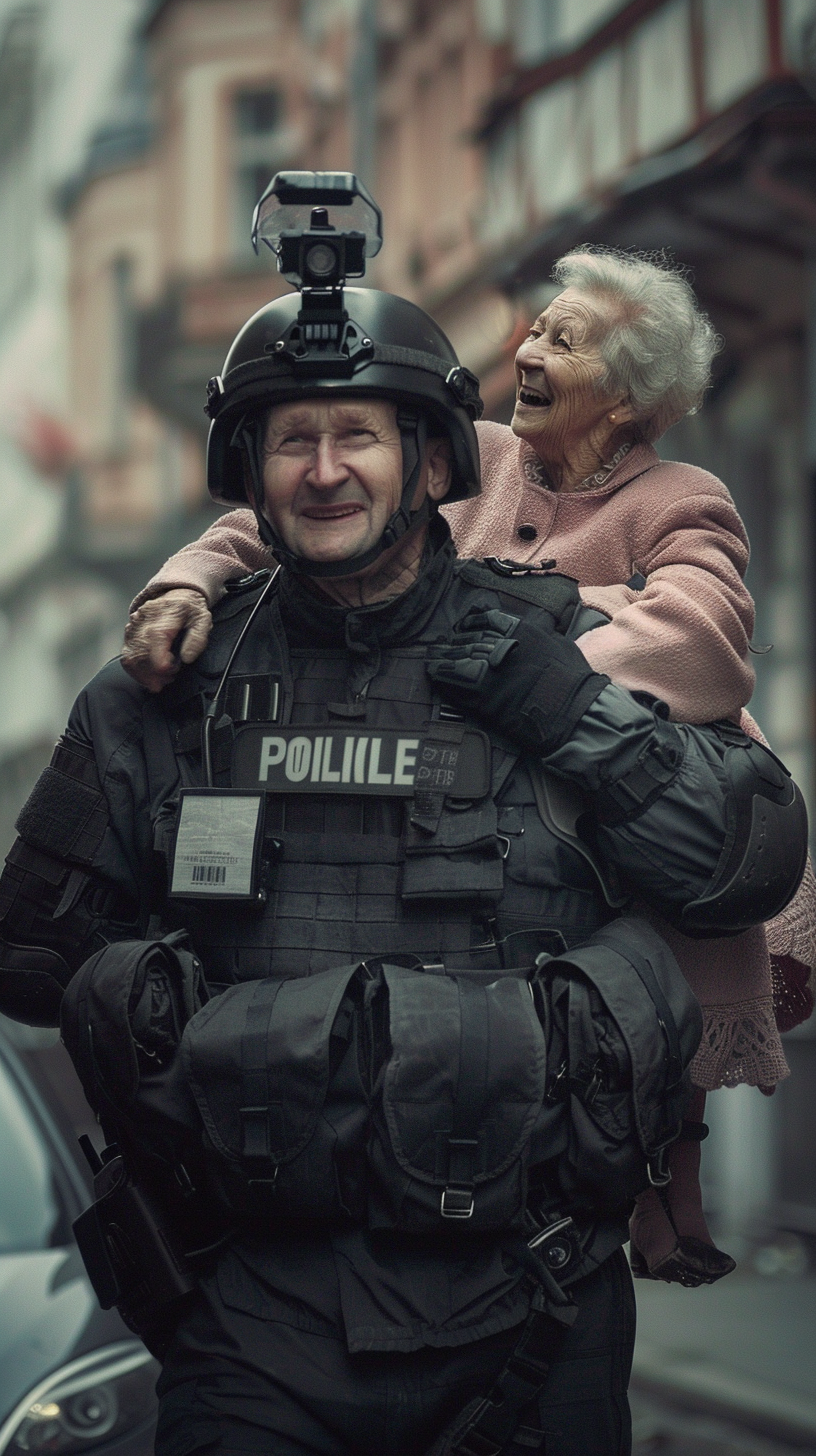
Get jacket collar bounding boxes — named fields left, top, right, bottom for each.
left=278, top=514, right=457, bottom=651
left=517, top=438, right=661, bottom=500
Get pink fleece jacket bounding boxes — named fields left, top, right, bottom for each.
left=136, top=420, right=816, bottom=1089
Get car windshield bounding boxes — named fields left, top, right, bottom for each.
left=0, top=1052, right=66, bottom=1251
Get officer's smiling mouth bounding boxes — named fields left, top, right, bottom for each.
left=302, top=503, right=366, bottom=520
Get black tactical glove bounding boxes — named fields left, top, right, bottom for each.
left=426, top=607, right=610, bottom=755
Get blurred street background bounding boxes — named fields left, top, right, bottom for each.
left=0, top=1, right=815, bottom=1448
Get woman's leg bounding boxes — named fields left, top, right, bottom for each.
left=628, top=1088, right=736, bottom=1286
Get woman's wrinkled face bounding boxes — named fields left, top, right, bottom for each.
left=511, top=287, right=626, bottom=464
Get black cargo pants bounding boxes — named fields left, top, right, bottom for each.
left=154, top=1245, right=635, bottom=1456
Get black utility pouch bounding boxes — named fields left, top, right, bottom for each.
left=60, top=931, right=208, bottom=1165
left=368, top=963, right=547, bottom=1232
left=182, top=962, right=370, bottom=1222
left=530, top=916, right=703, bottom=1215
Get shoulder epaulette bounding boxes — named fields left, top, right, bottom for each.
left=223, top=567, right=275, bottom=596
left=212, top=569, right=277, bottom=626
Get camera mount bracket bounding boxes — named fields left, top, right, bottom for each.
left=265, top=294, right=375, bottom=377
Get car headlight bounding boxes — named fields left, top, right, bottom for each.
left=0, top=1342, right=158, bottom=1454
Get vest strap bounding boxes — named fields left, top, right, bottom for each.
left=441, top=979, right=490, bottom=1218
left=240, top=977, right=286, bottom=1180
left=424, top=1271, right=577, bottom=1456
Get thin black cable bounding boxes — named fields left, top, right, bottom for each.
left=201, top=565, right=281, bottom=786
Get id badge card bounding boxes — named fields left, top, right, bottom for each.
left=169, top=789, right=264, bottom=901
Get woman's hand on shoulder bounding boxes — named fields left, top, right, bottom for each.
left=121, top=587, right=212, bottom=692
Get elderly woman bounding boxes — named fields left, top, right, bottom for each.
left=446, top=248, right=752, bottom=723
left=123, top=247, right=816, bottom=1286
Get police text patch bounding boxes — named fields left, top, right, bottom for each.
left=231, top=726, right=491, bottom=798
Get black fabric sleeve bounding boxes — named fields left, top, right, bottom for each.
left=544, top=683, right=802, bottom=928
left=0, top=672, right=150, bottom=1026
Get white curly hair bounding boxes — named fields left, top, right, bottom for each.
left=551, top=246, right=721, bottom=442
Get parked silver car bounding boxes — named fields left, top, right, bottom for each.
left=0, top=1024, right=158, bottom=1455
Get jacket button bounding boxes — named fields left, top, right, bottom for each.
left=517, top=524, right=537, bottom=541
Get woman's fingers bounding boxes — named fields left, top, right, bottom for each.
left=178, top=605, right=214, bottom=663
left=121, top=589, right=213, bottom=692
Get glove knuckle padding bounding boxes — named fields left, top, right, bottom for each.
left=497, top=618, right=610, bottom=755
left=680, top=734, right=808, bottom=935
left=427, top=600, right=609, bottom=756
left=455, top=608, right=520, bottom=637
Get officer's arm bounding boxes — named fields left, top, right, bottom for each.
left=426, top=600, right=807, bottom=936
left=545, top=682, right=807, bottom=935
left=0, top=688, right=145, bottom=1027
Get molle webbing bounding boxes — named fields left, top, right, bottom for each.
left=159, top=610, right=616, bottom=981
left=15, top=737, right=108, bottom=867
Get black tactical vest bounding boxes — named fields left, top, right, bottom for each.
left=59, top=557, right=701, bottom=1263
left=151, top=563, right=623, bottom=992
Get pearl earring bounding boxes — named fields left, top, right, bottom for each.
left=609, top=413, right=616, bottom=422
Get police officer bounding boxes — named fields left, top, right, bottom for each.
left=0, top=176, right=806, bottom=1456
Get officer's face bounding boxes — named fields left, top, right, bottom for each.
left=261, top=397, right=448, bottom=569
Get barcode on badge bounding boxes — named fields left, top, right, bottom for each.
left=170, top=791, right=263, bottom=899
left=191, top=864, right=227, bottom=885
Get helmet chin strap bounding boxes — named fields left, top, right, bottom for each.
left=238, top=410, right=432, bottom=580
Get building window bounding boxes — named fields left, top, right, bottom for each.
left=481, top=117, right=525, bottom=245
left=233, top=86, right=284, bottom=259
left=511, top=0, right=556, bottom=65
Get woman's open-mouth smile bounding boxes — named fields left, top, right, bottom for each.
left=517, top=385, right=552, bottom=408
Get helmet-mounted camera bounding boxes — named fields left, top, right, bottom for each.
left=252, top=171, right=382, bottom=290
left=250, top=171, right=383, bottom=376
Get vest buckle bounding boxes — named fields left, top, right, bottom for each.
left=647, top=1143, right=673, bottom=1188
left=441, top=1185, right=475, bottom=1219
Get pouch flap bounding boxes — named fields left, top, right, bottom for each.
left=60, top=931, right=204, bottom=1120
left=404, top=800, right=499, bottom=855
left=544, top=916, right=702, bottom=1154
left=181, top=962, right=360, bottom=1167
left=401, top=800, right=503, bottom=901
left=379, top=964, right=546, bottom=1187
left=400, top=852, right=504, bottom=903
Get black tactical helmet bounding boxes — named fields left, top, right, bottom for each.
left=204, top=286, right=483, bottom=577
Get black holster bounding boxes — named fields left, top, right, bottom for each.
left=73, top=1145, right=197, bottom=1357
